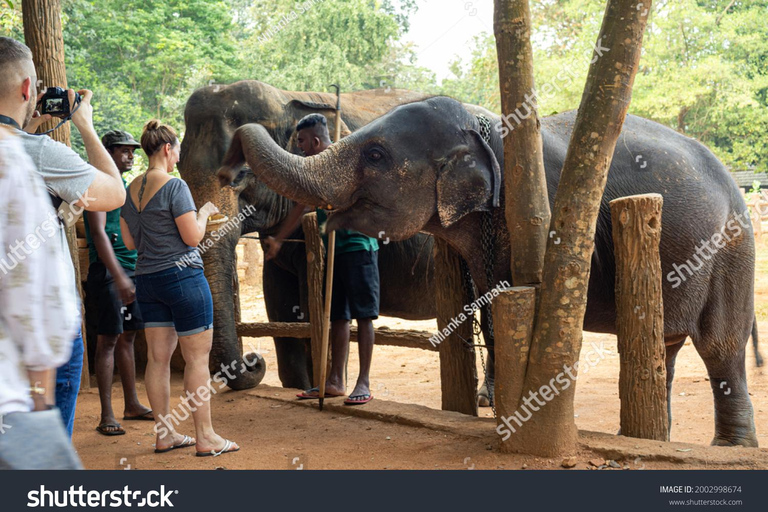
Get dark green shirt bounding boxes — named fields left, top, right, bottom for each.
left=84, top=178, right=138, bottom=271
left=316, top=208, right=378, bottom=255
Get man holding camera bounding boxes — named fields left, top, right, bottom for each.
left=0, top=37, right=127, bottom=438
left=84, top=130, right=152, bottom=436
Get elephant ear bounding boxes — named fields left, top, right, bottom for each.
left=436, top=129, right=502, bottom=227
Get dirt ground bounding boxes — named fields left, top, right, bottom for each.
left=72, top=240, right=768, bottom=470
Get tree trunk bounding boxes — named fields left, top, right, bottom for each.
left=22, top=0, right=90, bottom=388
left=494, top=0, right=550, bottom=287
left=22, top=0, right=70, bottom=144
left=492, top=286, right=535, bottom=452
left=610, top=194, right=668, bottom=441
left=433, top=238, right=478, bottom=416
left=505, top=0, right=652, bottom=456
left=302, top=212, right=328, bottom=387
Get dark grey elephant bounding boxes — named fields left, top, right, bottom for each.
left=180, top=81, right=496, bottom=392
left=218, top=96, right=762, bottom=447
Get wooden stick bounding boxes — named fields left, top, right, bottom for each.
left=318, top=231, right=335, bottom=411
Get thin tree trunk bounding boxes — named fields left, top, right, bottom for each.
left=492, top=0, right=551, bottom=444
left=506, top=0, right=652, bottom=456
left=493, top=0, right=550, bottom=287
left=611, top=194, right=668, bottom=441
left=22, top=0, right=89, bottom=388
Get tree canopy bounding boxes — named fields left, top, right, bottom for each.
left=443, top=0, right=768, bottom=172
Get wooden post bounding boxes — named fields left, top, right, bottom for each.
left=302, top=212, right=327, bottom=387
left=610, top=193, right=668, bottom=441
left=22, top=0, right=90, bottom=389
left=433, top=238, right=477, bottom=416
left=492, top=286, right=536, bottom=451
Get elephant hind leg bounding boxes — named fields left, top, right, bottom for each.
left=702, top=350, right=758, bottom=447
left=692, top=325, right=758, bottom=447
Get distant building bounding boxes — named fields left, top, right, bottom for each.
left=731, top=170, right=768, bottom=193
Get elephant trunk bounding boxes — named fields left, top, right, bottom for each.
left=217, top=123, right=356, bottom=210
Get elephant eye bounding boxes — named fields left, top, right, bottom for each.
left=366, top=149, right=384, bottom=162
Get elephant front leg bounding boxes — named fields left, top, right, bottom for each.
left=477, top=348, right=495, bottom=407
left=477, top=305, right=495, bottom=408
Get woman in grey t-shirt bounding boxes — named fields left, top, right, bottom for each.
left=120, top=120, right=239, bottom=457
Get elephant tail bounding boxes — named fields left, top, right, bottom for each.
left=753, top=316, right=763, bottom=367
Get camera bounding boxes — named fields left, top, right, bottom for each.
left=38, top=87, right=81, bottom=118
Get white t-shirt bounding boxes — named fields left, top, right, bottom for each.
left=0, top=132, right=80, bottom=415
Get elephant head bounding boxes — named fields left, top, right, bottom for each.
left=218, top=96, right=502, bottom=244
left=180, top=80, right=429, bottom=390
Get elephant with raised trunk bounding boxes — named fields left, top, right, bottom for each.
left=180, top=81, right=496, bottom=392
left=219, top=96, right=762, bottom=447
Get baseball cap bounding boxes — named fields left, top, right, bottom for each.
left=101, top=130, right=140, bottom=149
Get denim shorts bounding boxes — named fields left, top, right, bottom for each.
left=136, top=266, right=213, bottom=336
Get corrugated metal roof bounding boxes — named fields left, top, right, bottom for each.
left=732, top=171, right=768, bottom=187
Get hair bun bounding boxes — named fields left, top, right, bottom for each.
left=140, top=119, right=178, bottom=157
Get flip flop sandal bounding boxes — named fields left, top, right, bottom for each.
left=96, top=422, right=126, bottom=436
left=344, top=394, right=374, bottom=405
left=296, top=387, right=344, bottom=400
left=123, top=411, right=154, bottom=421
left=196, top=439, right=240, bottom=457
left=154, top=435, right=196, bottom=453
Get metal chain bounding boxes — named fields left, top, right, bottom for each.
left=456, top=114, right=498, bottom=417
left=481, top=210, right=497, bottom=417
left=476, top=114, right=492, bottom=143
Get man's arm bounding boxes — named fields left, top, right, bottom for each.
left=87, top=211, right=135, bottom=304
left=264, top=204, right=311, bottom=260
left=69, top=90, right=124, bottom=211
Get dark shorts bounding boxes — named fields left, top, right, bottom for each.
left=329, top=249, right=380, bottom=322
left=86, top=261, right=144, bottom=335
left=136, top=265, right=213, bottom=337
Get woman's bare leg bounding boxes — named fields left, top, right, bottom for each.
left=178, top=328, right=238, bottom=454
left=145, top=326, right=192, bottom=450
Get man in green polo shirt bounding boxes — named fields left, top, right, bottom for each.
left=84, top=130, right=152, bottom=435
left=265, top=114, right=379, bottom=405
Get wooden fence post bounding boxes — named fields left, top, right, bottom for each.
left=610, top=193, right=668, bottom=441
left=302, top=212, right=327, bottom=387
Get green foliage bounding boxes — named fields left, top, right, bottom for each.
left=61, top=0, right=241, bottom=149
left=440, top=0, right=768, bottom=173
left=240, top=0, right=426, bottom=92
left=0, top=0, right=22, bottom=38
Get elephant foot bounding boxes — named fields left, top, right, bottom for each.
left=477, top=380, right=494, bottom=408
left=226, top=352, right=267, bottom=390
left=710, top=432, right=759, bottom=448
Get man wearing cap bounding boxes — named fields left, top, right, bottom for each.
left=84, top=130, right=152, bottom=436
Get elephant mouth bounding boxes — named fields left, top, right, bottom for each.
left=325, top=197, right=393, bottom=238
